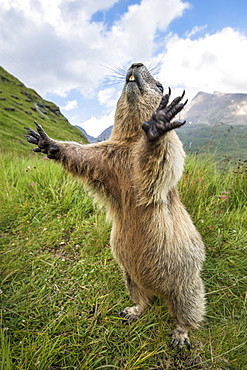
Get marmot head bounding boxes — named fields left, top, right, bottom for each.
left=123, top=63, right=163, bottom=105
left=112, top=63, right=164, bottom=139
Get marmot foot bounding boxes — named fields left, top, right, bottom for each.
left=119, top=306, right=142, bottom=323
left=170, top=327, right=191, bottom=352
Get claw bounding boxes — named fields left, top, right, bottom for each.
left=166, top=92, right=185, bottom=112
left=119, top=306, right=142, bottom=323
left=157, top=87, right=171, bottom=110
left=24, top=127, right=40, bottom=140
left=185, top=338, right=191, bottom=351
left=169, top=327, right=191, bottom=352
left=34, top=122, right=48, bottom=139
left=24, top=134, right=38, bottom=145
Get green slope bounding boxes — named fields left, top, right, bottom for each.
left=177, top=123, right=247, bottom=160
left=0, top=66, right=87, bottom=154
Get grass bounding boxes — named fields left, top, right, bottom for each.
left=1, top=150, right=246, bottom=370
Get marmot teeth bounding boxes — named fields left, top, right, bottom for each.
left=129, top=75, right=135, bottom=81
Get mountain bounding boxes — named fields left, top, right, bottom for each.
left=183, top=91, right=247, bottom=125
left=0, top=66, right=87, bottom=154
left=97, top=126, right=113, bottom=142
left=75, top=125, right=114, bottom=143
left=75, top=125, right=97, bottom=143
left=178, top=91, right=247, bottom=158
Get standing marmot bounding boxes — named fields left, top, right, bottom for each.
left=24, top=62, right=205, bottom=350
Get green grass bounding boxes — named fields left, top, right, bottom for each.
left=1, top=150, right=246, bottom=369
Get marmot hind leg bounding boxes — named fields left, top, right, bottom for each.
left=167, top=277, right=205, bottom=351
left=120, top=272, right=154, bottom=323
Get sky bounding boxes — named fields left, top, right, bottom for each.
left=1, top=0, right=247, bottom=137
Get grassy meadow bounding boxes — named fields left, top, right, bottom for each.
left=1, top=148, right=246, bottom=370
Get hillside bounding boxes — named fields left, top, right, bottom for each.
left=0, top=66, right=87, bottom=154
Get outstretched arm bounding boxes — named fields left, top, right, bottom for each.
left=134, top=90, right=187, bottom=205
left=24, top=123, right=119, bottom=202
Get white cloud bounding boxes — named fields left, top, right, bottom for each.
left=61, top=100, right=77, bottom=111
left=185, top=25, right=208, bottom=38
left=78, top=111, right=115, bottom=137
left=98, top=87, right=118, bottom=108
left=158, top=27, right=247, bottom=102
left=0, top=0, right=189, bottom=97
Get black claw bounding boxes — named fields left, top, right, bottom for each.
left=142, top=121, right=150, bottom=133
left=35, top=122, right=48, bottom=139
left=24, top=134, right=38, bottom=145
left=122, top=319, right=130, bottom=325
left=185, top=339, right=191, bottom=351
left=24, top=127, right=40, bottom=140
left=34, top=121, right=42, bottom=129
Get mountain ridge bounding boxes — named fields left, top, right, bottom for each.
left=183, top=90, right=247, bottom=126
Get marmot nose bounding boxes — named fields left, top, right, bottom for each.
left=130, top=63, right=144, bottom=69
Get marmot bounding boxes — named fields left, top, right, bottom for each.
left=24, top=62, right=205, bottom=350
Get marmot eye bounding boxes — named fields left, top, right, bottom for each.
left=156, top=84, right=163, bottom=93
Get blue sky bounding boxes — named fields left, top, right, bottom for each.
left=1, top=0, right=247, bottom=136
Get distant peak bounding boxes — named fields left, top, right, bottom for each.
left=213, top=91, right=224, bottom=96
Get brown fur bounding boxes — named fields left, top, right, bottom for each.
left=25, top=63, right=205, bottom=349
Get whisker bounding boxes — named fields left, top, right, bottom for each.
left=100, top=60, right=127, bottom=77
left=148, top=54, right=165, bottom=76
left=98, top=78, right=124, bottom=89
left=100, top=81, right=123, bottom=88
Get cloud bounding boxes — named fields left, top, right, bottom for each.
left=61, top=100, right=77, bottom=111
left=0, top=0, right=189, bottom=97
left=77, top=111, right=115, bottom=137
left=185, top=25, right=208, bottom=38
left=98, top=88, right=118, bottom=108
left=157, top=27, right=247, bottom=101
